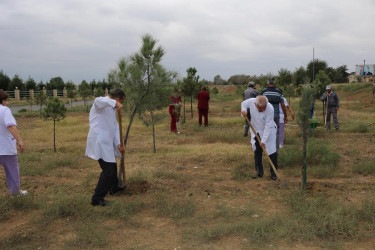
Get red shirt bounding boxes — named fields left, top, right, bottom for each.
left=196, top=90, right=210, bottom=109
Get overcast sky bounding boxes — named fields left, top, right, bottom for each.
left=1, top=0, right=374, bottom=83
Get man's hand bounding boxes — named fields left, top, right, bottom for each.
left=284, top=116, right=288, bottom=124
left=336, top=108, right=339, bottom=111
left=118, top=145, right=125, bottom=153
left=115, top=101, right=123, bottom=112
left=18, top=141, right=24, bottom=153
left=260, top=142, right=266, bottom=149
left=291, top=113, right=295, bottom=120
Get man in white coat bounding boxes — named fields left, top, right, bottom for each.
left=86, top=89, right=126, bottom=206
left=241, top=95, right=278, bottom=180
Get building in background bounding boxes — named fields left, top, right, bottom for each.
left=349, top=64, right=374, bottom=83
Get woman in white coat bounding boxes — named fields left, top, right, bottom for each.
left=85, top=89, right=126, bottom=206
left=241, top=95, right=278, bottom=180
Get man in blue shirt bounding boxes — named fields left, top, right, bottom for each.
left=260, top=78, right=287, bottom=151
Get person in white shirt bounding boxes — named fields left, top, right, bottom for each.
left=241, top=95, right=278, bottom=180
left=279, top=97, right=295, bottom=148
left=0, top=90, right=28, bottom=196
left=85, top=89, right=126, bottom=206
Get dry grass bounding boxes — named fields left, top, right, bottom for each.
left=1, top=85, right=375, bottom=249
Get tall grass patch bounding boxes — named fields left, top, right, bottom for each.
left=0, top=195, right=37, bottom=222
left=153, top=193, right=196, bottom=220
left=352, top=159, right=375, bottom=176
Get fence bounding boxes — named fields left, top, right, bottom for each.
left=5, top=88, right=108, bottom=101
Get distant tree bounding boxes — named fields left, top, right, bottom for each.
left=297, top=85, right=316, bottom=190
left=312, top=70, right=331, bottom=98
left=42, top=97, right=67, bottom=152
left=307, top=59, right=328, bottom=82
left=227, top=74, right=251, bottom=85
left=67, top=88, right=77, bottom=107
left=277, top=68, right=293, bottom=87
left=213, top=75, right=225, bottom=85
left=182, top=67, right=200, bottom=119
left=0, top=70, right=11, bottom=90
left=35, top=92, right=48, bottom=118
left=25, top=77, right=37, bottom=90
left=94, top=88, right=104, bottom=97
left=212, top=86, right=219, bottom=95
left=332, top=65, right=349, bottom=83
left=36, top=81, right=46, bottom=91
left=10, top=74, right=25, bottom=90
left=78, top=80, right=91, bottom=111
left=48, top=77, right=65, bottom=90
left=293, top=66, right=308, bottom=87
left=90, top=79, right=98, bottom=90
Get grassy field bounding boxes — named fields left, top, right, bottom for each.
left=1, top=84, right=375, bottom=249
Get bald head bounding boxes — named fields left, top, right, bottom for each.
left=255, top=95, right=268, bottom=112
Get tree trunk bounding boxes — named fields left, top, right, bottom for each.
left=190, top=96, right=193, bottom=119
left=151, top=111, right=156, bottom=153
left=302, top=135, right=307, bottom=190
left=53, top=119, right=56, bottom=153
left=183, top=96, right=186, bottom=124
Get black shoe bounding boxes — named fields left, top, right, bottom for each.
left=91, top=199, right=109, bottom=207
left=109, top=186, right=124, bottom=195
left=251, top=175, right=258, bottom=179
left=270, top=175, right=277, bottom=181
left=244, top=134, right=248, bottom=137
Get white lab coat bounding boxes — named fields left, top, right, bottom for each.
left=85, top=96, right=121, bottom=163
left=241, top=98, right=277, bottom=155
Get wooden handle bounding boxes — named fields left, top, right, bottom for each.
left=118, top=110, right=126, bottom=184
left=244, top=116, right=280, bottom=179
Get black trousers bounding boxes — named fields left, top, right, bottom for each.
left=92, top=159, right=118, bottom=202
left=254, top=136, right=278, bottom=178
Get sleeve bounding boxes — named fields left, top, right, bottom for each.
left=93, top=97, right=116, bottom=111
left=320, top=93, right=326, bottom=102
left=283, top=98, right=289, bottom=107
left=261, top=106, right=275, bottom=144
left=3, top=108, right=17, bottom=127
left=114, top=119, right=121, bottom=158
left=241, top=99, right=250, bottom=112
left=335, top=93, right=339, bottom=108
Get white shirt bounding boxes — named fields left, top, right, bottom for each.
left=241, top=98, right=277, bottom=155
left=0, top=104, right=18, bottom=155
left=85, top=96, right=121, bottom=163
left=279, top=97, right=289, bottom=124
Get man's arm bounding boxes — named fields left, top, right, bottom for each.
left=7, top=125, right=24, bottom=153
left=335, top=93, right=339, bottom=110
left=281, top=102, right=288, bottom=124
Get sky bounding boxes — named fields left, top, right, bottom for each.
left=1, top=0, right=374, bottom=83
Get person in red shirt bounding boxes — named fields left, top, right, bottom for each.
left=196, top=86, right=210, bottom=126
left=169, top=90, right=181, bottom=133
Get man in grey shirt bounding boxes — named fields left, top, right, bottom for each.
left=243, top=81, right=258, bottom=136
left=320, top=85, right=340, bottom=131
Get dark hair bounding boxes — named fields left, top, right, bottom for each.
left=109, top=89, right=126, bottom=99
left=0, top=89, right=9, bottom=103
left=201, top=86, right=207, bottom=91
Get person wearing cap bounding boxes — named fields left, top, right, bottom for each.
left=320, top=85, right=340, bottom=131
left=243, top=81, right=259, bottom=136
left=0, top=89, right=28, bottom=196
left=260, top=78, right=287, bottom=151
left=196, top=86, right=210, bottom=127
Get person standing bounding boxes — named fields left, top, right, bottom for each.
left=320, top=85, right=339, bottom=131
left=241, top=95, right=278, bottom=180
left=85, top=89, right=126, bottom=206
left=0, top=90, right=28, bottom=196
left=279, top=97, right=295, bottom=148
left=196, top=86, right=210, bottom=127
left=169, top=90, right=182, bottom=133
left=243, top=81, right=258, bottom=136
left=260, top=78, right=287, bottom=150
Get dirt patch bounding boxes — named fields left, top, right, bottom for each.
left=126, top=181, right=150, bottom=194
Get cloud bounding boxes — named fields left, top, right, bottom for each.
left=0, top=0, right=375, bottom=82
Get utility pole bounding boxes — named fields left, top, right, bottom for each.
left=312, top=48, right=315, bottom=82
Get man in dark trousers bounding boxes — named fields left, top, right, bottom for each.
left=320, top=85, right=340, bottom=131
left=243, top=81, right=258, bottom=136
left=260, top=78, right=287, bottom=151
left=196, top=86, right=210, bottom=126
left=85, top=89, right=126, bottom=206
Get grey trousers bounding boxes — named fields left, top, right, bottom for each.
left=326, top=106, right=339, bottom=130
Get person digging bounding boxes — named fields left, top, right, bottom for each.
left=241, top=95, right=278, bottom=180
